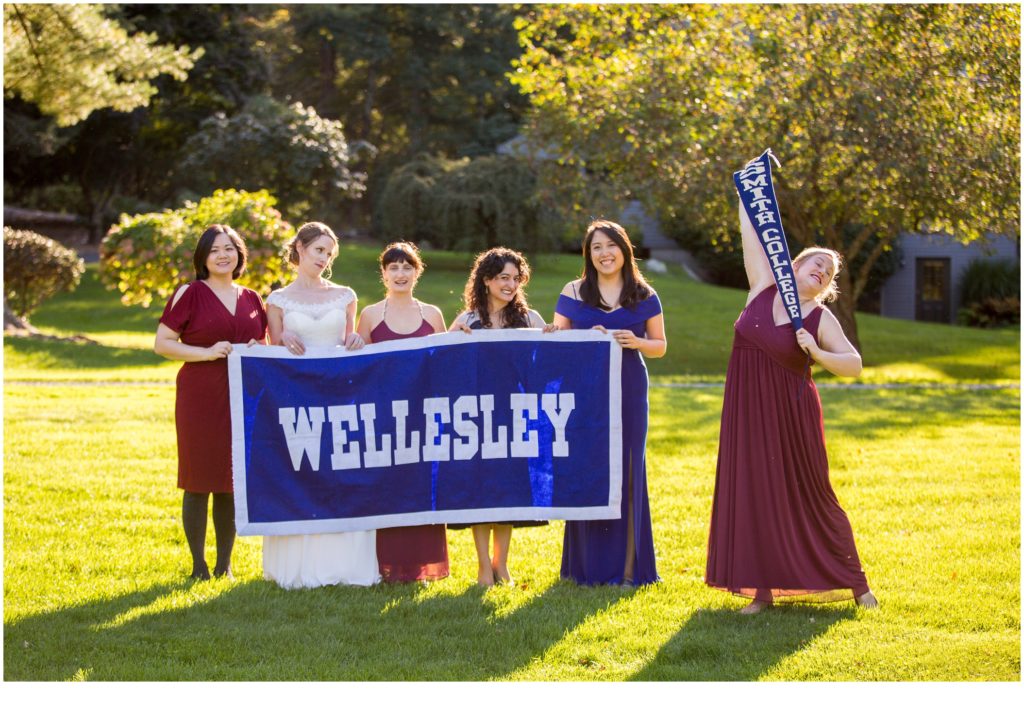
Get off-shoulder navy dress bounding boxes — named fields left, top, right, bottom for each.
left=555, top=290, right=662, bottom=585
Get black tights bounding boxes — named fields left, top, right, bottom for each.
left=182, top=491, right=235, bottom=579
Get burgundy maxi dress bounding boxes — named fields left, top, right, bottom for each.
left=705, top=285, right=869, bottom=602
left=369, top=306, right=450, bottom=582
left=159, top=281, right=268, bottom=493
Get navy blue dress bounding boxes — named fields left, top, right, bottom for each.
left=555, top=290, right=662, bottom=585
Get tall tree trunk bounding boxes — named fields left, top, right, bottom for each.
left=4, top=300, right=32, bottom=332
left=829, top=272, right=861, bottom=355
left=318, top=38, right=337, bottom=118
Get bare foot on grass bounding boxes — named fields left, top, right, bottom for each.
left=739, top=600, right=771, bottom=615
left=856, top=591, right=879, bottom=608
left=491, top=561, right=514, bottom=586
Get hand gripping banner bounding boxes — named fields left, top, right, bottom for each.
left=734, top=149, right=804, bottom=331
left=228, top=330, right=623, bottom=536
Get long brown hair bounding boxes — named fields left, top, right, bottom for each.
left=579, top=219, right=652, bottom=310
left=462, top=247, right=532, bottom=328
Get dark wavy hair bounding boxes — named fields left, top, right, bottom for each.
left=193, top=224, right=247, bottom=280
left=579, top=219, right=652, bottom=310
left=288, top=221, right=338, bottom=278
left=462, top=247, right=532, bottom=328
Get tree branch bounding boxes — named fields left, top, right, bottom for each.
left=11, top=4, right=47, bottom=78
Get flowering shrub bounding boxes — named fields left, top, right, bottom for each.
left=99, top=189, right=294, bottom=307
left=3, top=227, right=85, bottom=319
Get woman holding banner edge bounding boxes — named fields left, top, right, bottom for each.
left=448, top=247, right=553, bottom=587
left=261, top=222, right=380, bottom=589
left=704, top=199, right=878, bottom=613
left=154, top=224, right=268, bottom=580
left=552, top=220, right=666, bottom=587
left=356, top=241, right=451, bottom=583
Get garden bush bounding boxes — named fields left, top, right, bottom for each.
left=3, top=227, right=86, bottom=319
left=99, top=189, right=294, bottom=307
left=959, top=258, right=1020, bottom=307
left=957, top=258, right=1020, bottom=328
left=958, top=296, right=1020, bottom=328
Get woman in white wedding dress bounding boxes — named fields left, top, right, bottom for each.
left=262, top=222, right=381, bottom=588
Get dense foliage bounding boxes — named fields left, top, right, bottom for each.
left=178, top=96, right=371, bottom=223
left=512, top=4, right=1020, bottom=346
left=957, top=258, right=1021, bottom=328
left=2, top=4, right=201, bottom=126
left=376, top=154, right=567, bottom=252
left=3, top=5, right=527, bottom=242
left=3, top=227, right=85, bottom=319
left=99, top=189, right=294, bottom=307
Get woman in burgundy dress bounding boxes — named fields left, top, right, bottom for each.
left=704, top=201, right=879, bottom=613
left=448, top=247, right=553, bottom=587
left=356, top=242, right=450, bottom=582
left=155, top=224, right=268, bottom=579
left=552, top=221, right=667, bottom=587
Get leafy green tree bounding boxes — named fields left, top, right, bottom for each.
left=177, top=96, right=370, bottom=224
left=263, top=4, right=529, bottom=226
left=376, top=154, right=566, bottom=252
left=3, top=4, right=272, bottom=243
left=3, top=3, right=202, bottom=126
left=513, top=4, right=1020, bottom=348
left=274, top=4, right=527, bottom=157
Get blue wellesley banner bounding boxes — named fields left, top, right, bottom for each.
left=228, top=330, right=623, bottom=536
left=734, top=149, right=804, bottom=331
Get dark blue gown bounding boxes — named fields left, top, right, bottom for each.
left=555, top=291, right=662, bottom=585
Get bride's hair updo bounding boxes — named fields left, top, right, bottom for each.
left=288, top=222, right=339, bottom=278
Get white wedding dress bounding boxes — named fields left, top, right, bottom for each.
left=262, top=286, right=381, bottom=588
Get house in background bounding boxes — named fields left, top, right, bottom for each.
left=878, top=232, right=1019, bottom=324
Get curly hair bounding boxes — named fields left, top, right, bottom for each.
left=462, top=247, right=532, bottom=328
left=579, top=219, right=653, bottom=310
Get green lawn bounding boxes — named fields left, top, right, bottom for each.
left=3, top=243, right=1020, bottom=680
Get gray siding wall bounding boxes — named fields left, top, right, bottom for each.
left=879, top=233, right=1019, bottom=323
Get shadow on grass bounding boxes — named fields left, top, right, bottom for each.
left=4, top=335, right=169, bottom=370
left=631, top=603, right=857, bottom=681
left=4, top=576, right=638, bottom=680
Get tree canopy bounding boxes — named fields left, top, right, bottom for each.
left=178, top=96, right=371, bottom=224
left=513, top=4, right=1020, bottom=346
left=3, top=3, right=202, bottom=126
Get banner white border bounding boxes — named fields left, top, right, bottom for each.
left=228, top=329, right=622, bottom=535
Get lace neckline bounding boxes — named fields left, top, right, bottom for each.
left=270, top=287, right=352, bottom=309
